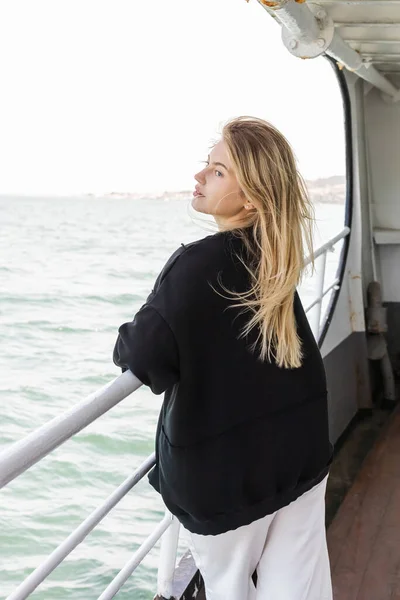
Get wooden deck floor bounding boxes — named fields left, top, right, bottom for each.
left=327, top=404, right=400, bottom=600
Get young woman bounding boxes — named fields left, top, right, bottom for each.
left=113, top=116, right=334, bottom=600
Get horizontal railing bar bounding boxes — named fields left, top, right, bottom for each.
left=0, top=370, right=142, bottom=489
left=97, top=513, right=173, bottom=600
left=305, top=278, right=340, bottom=313
left=303, top=227, right=349, bottom=267
left=5, top=453, right=156, bottom=600
left=305, top=227, right=350, bottom=265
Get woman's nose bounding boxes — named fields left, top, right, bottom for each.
left=194, top=169, right=205, bottom=184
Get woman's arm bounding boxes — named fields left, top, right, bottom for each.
left=113, top=304, right=179, bottom=395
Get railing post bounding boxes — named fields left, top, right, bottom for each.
left=310, top=250, right=328, bottom=339
left=156, top=511, right=181, bottom=599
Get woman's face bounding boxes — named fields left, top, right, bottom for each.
left=193, top=139, right=253, bottom=228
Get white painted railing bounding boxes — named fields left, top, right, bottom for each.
left=0, top=371, right=181, bottom=600
left=0, top=225, right=350, bottom=600
left=5, top=453, right=158, bottom=600
left=304, top=226, right=350, bottom=338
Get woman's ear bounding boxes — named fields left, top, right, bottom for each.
left=240, top=189, right=255, bottom=211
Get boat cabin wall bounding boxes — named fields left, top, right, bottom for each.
left=319, top=69, right=400, bottom=445
left=363, top=76, right=400, bottom=379
left=320, top=71, right=371, bottom=445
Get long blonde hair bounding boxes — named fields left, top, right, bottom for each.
left=219, top=116, right=316, bottom=369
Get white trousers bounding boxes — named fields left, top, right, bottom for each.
left=182, top=474, right=332, bottom=600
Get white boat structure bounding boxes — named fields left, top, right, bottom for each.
left=1, top=1, right=400, bottom=598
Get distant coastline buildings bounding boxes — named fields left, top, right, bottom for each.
left=89, top=175, right=346, bottom=205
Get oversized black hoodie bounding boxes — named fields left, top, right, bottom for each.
left=113, top=229, right=333, bottom=535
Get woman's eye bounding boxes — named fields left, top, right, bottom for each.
left=199, top=161, right=221, bottom=176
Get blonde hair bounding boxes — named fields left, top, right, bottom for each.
left=218, top=116, right=316, bottom=369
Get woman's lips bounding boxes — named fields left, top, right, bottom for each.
left=193, top=190, right=204, bottom=197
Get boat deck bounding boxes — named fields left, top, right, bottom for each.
left=327, top=403, right=400, bottom=600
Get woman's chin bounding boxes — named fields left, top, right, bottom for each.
left=191, top=195, right=208, bottom=214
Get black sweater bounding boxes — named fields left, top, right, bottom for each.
left=113, top=230, right=333, bottom=535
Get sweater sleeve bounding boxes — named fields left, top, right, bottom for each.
left=113, top=305, right=179, bottom=395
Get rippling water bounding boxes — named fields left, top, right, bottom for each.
left=0, top=195, right=345, bottom=599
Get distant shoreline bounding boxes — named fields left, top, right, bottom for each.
left=0, top=175, right=346, bottom=204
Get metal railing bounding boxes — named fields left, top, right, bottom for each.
left=0, top=225, right=350, bottom=600
left=0, top=370, right=142, bottom=489
left=304, top=226, right=350, bottom=338
left=6, top=453, right=157, bottom=600
left=0, top=371, right=181, bottom=600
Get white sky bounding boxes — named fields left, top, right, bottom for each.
left=0, top=0, right=346, bottom=195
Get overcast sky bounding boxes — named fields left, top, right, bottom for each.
left=0, top=0, right=346, bottom=195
